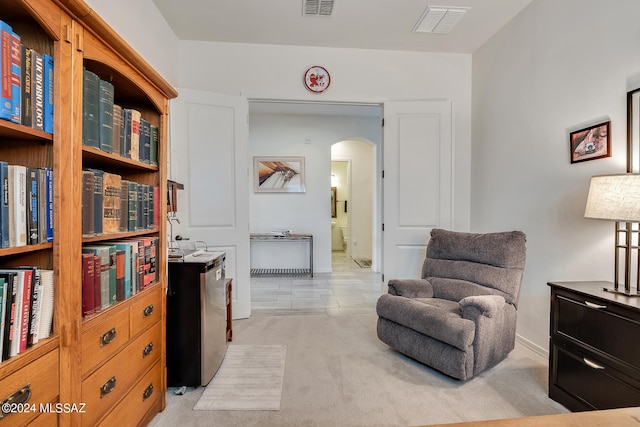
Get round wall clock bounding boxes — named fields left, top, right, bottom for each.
left=304, top=66, right=331, bottom=93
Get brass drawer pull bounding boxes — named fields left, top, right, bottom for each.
left=100, top=376, right=117, bottom=398
left=0, top=384, right=32, bottom=420
left=585, top=301, right=606, bottom=310
left=583, top=357, right=605, bottom=370
left=142, top=342, right=154, bottom=358
left=143, top=304, right=154, bottom=317
left=100, top=328, right=117, bottom=347
left=143, top=384, right=154, bottom=401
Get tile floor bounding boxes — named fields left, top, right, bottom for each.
left=250, top=251, right=383, bottom=316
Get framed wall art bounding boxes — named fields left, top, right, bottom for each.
left=570, top=120, right=611, bottom=164
left=254, top=156, right=306, bottom=193
left=627, top=87, right=640, bottom=172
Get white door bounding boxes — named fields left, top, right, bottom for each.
left=169, top=88, right=251, bottom=319
left=382, top=100, right=452, bottom=282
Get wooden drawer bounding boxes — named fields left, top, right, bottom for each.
left=130, top=285, right=162, bottom=338
left=98, top=361, right=162, bottom=427
left=0, top=350, right=59, bottom=426
left=553, top=290, right=640, bottom=370
left=82, top=323, right=161, bottom=426
left=82, top=306, right=130, bottom=376
left=28, top=411, right=58, bottom=427
left=550, top=340, right=640, bottom=411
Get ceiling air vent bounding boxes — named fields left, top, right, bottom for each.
left=413, top=6, right=469, bottom=34
left=303, top=0, right=335, bottom=17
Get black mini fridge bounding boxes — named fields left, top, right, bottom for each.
left=166, top=250, right=227, bottom=387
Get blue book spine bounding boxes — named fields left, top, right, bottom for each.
left=114, top=243, right=132, bottom=299
left=0, top=20, right=13, bottom=121
left=42, top=53, right=53, bottom=134
left=45, top=168, right=53, bottom=242
left=9, top=32, right=20, bottom=124
left=0, top=161, right=8, bottom=248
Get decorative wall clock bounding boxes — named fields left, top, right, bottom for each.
left=304, top=66, right=330, bottom=93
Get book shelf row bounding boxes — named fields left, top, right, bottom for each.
left=0, top=20, right=54, bottom=133
left=82, top=68, right=158, bottom=165
left=0, top=266, right=54, bottom=361
left=0, top=162, right=53, bottom=249
left=82, top=236, right=158, bottom=317
left=82, top=169, right=159, bottom=237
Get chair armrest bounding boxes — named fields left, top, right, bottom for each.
left=387, top=279, right=434, bottom=298
left=459, top=295, right=506, bottom=319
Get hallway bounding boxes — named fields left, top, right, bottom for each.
left=250, top=252, right=383, bottom=316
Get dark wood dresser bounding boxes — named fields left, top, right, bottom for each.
left=548, top=281, right=640, bottom=411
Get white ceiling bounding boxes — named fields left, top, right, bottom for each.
left=151, top=0, right=533, bottom=54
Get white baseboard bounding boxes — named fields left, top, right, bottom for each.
left=516, top=333, right=548, bottom=361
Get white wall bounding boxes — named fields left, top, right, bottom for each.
left=472, top=0, right=640, bottom=352
left=84, top=0, right=180, bottom=86
left=249, top=114, right=380, bottom=273
left=178, top=41, right=472, bottom=231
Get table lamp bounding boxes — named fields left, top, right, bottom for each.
left=584, top=174, right=640, bottom=296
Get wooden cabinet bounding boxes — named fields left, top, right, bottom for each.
left=548, top=281, right=640, bottom=412
left=0, top=0, right=177, bottom=425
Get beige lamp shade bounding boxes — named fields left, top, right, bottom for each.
left=584, top=174, right=640, bottom=222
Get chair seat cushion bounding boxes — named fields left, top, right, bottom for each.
left=376, top=294, right=475, bottom=351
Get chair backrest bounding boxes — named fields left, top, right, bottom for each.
left=421, top=229, right=527, bottom=306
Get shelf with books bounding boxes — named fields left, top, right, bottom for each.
left=0, top=120, right=53, bottom=141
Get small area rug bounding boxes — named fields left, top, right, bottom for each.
left=193, top=344, right=287, bottom=411
left=354, top=258, right=372, bottom=268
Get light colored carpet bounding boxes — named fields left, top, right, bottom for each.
left=150, top=314, right=568, bottom=427
left=194, top=344, right=287, bottom=411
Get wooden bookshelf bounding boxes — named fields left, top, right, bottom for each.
left=0, top=0, right=177, bottom=425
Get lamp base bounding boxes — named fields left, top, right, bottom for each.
left=603, top=286, right=640, bottom=297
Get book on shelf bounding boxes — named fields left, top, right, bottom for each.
left=27, top=168, right=38, bottom=245
left=82, top=67, right=100, bottom=148
left=82, top=253, right=95, bottom=316
left=120, top=180, right=129, bottom=233
left=20, top=46, right=32, bottom=127
left=115, top=249, right=125, bottom=301
left=0, top=161, right=8, bottom=248
left=8, top=165, right=27, bottom=247
left=9, top=31, right=20, bottom=125
left=0, top=20, right=12, bottom=122
left=0, top=277, right=5, bottom=359
left=32, top=50, right=44, bottom=132
left=0, top=266, right=53, bottom=358
left=139, top=117, right=150, bottom=164
left=82, top=170, right=94, bottom=237
left=150, top=124, right=159, bottom=166
left=98, top=79, right=114, bottom=153
left=125, top=108, right=141, bottom=161
left=82, top=245, right=112, bottom=310
left=128, top=181, right=138, bottom=231
left=42, top=53, right=53, bottom=134
left=112, top=104, right=122, bottom=155
left=87, top=168, right=103, bottom=235
left=102, top=172, right=121, bottom=234
left=44, top=168, right=53, bottom=242
left=0, top=271, right=16, bottom=360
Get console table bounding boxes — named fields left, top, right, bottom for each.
left=250, top=233, right=313, bottom=277
left=548, top=281, right=640, bottom=411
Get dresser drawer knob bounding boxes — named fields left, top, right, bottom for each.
left=583, top=357, right=605, bottom=370
left=0, top=384, right=32, bottom=420
left=100, top=328, right=117, bottom=347
left=142, top=342, right=154, bottom=357
left=100, top=376, right=117, bottom=398
left=143, top=384, right=154, bottom=401
left=585, top=301, right=607, bottom=310
left=143, top=304, right=154, bottom=317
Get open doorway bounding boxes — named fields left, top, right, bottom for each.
left=331, top=139, right=375, bottom=270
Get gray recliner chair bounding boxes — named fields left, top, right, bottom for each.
left=376, top=228, right=526, bottom=380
